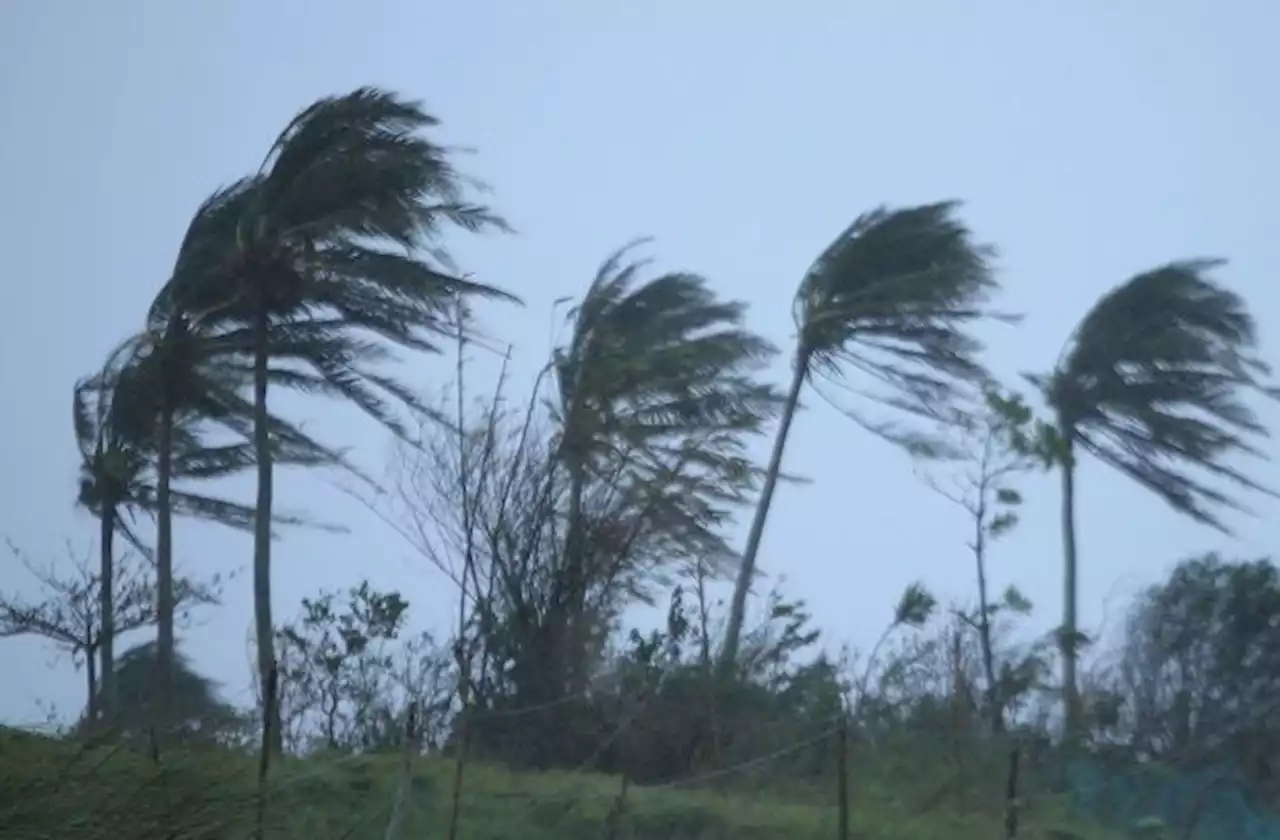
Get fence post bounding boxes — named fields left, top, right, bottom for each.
left=837, top=712, right=850, bottom=840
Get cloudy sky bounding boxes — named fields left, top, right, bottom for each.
left=1, top=0, right=1277, bottom=724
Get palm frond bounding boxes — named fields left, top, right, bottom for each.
left=256, top=86, right=511, bottom=249
left=794, top=201, right=1012, bottom=448
left=549, top=241, right=783, bottom=578
left=1044, top=259, right=1279, bottom=530
left=151, top=176, right=264, bottom=325
left=557, top=242, right=780, bottom=463
left=154, top=88, right=519, bottom=449
left=157, top=489, right=342, bottom=537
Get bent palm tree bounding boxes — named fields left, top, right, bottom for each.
left=551, top=241, right=781, bottom=668
left=75, top=361, right=258, bottom=721
left=78, top=326, right=339, bottom=723
left=1030, top=259, right=1278, bottom=739
left=719, top=201, right=1008, bottom=671
left=157, top=88, right=517, bottom=746
left=119, top=305, right=345, bottom=726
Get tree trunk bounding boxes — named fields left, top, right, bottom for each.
left=1059, top=437, right=1080, bottom=742
left=719, top=347, right=808, bottom=672
left=252, top=304, right=281, bottom=755
left=155, top=400, right=176, bottom=730
left=98, top=508, right=117, bottom=723
left=559, top=460, right=586, bottom=693
left=974, top=499, right=1002, bottom=733
left=85, top=639, right=98, bottom=724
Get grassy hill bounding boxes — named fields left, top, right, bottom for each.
left=0, top=726, right=1113, bottom=839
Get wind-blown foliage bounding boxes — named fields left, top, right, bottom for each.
left=94, top=640, right=243, bottom=742
left=721, top=201, right=1009, bottom=670
left=1037, top=260, right=1278, bottom=527
left=553, top=240, right=781, bottom=579
left=148, top=87, right=518, bottom=750
left=74, top=347, right=297, bottom=721
left=1031, top=259, right=1279, bottom=738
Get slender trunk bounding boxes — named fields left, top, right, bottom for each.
left=974, top=499, right=1001, bottom=733
left=98, top=508, right=117, bottom=724
left=155, top=400, right=176, bottom=731
left=1059, top=437, right=1080, bottom=742
left=719, top=348, right=808, bottom=672
left=555, top=455, right=587, bottom=704
left=252, top=303, right=281, bottom=755
left=85, top=640, right=98, bottom=724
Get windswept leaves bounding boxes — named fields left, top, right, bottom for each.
left=553, top=241, right=783, bottom=572
left=157, top=87, right=519, bottom=444
left=795, top=201, right=1014, bottom=453
left=1039, top=259, right=1279, bottom=530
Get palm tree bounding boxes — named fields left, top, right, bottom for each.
left=119, top=303, right=345, bottom=726
left=719, top=201, right=1008, bottom=671
left=76, top=329, right=336, bottom=723
left=155, top=88, right=518, bottom=746
left=73, top=359, right=250, bottom=721
left=547, top=240, right=782, bottom=687
left=1029, top=259, right=1278, bottom=739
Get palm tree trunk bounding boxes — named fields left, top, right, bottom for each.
left=155, top=401, right=176, bottom=730
left=85, top=636, right=98, bottom=724
left=251, top=304, right=281, bottom=755
left=974, top=505, right=1002, bottom=733
left=98, top=507, right=117, bottom=724
left=1059, top=438, right=1080, bottom=742
left=719, top=348, right=808, bottom=673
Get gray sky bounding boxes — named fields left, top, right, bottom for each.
left=2, top=1, right=1277, bottom=724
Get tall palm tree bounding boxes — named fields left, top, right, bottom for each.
left=719, top=201, right=1008, bottom=671
left=77, top=328, right=337, bottom=723
left=549, top=241, right=782, bottom=680
left=119, top=306, right=344, bottom=726
left=1029, top=259, right=1278, bottom=739
left=74, top=358, right=253, bottom=722
left=75, top=363, right=151, bottom=721
left=156, top=88, right=518, bottom=745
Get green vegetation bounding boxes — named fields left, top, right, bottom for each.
left=1, top=727, right=1114, bottom=840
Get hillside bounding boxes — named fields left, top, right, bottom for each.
left=0, top=727, right=1113, bottom=840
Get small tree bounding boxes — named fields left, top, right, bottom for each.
left=95, top=640, right=245, bottom=743
left=276, top=580, right=450, bottom=753
left=919, top=389, right=1039, bottom=732
left=0, top=540, right=222, bottom=721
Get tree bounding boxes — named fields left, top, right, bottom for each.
left=74, top=357, right=265, bottom=721
left=371, top=247, right=781, bottom=766
left=93, top=640, right=243, bottom=743
left=276, top=581, right=442, bottom=753
left=548, top=240, right=781, bottom=703
left=1028, top=260, right=1278, bottom=739
left=152, top=87, right=518, bottom=749
left=720, top=201, right=1009, bottom=670
left=0, top=540, right=221, bottom=722
left=1116, top=554, right=1280, bottom=765
left=919, top=389, right=1039, bottom=732
left=128, top=194, right=361, bottom=725
left=76, top=331, right=335, bottom=724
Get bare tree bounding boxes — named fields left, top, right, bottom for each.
left=0, top=539, right=223, bottom=721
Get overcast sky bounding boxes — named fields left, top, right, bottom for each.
left=2, top=0, right=1277, bottom=725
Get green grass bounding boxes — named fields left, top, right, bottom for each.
left=0, top=727, right=1114, bottom=839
